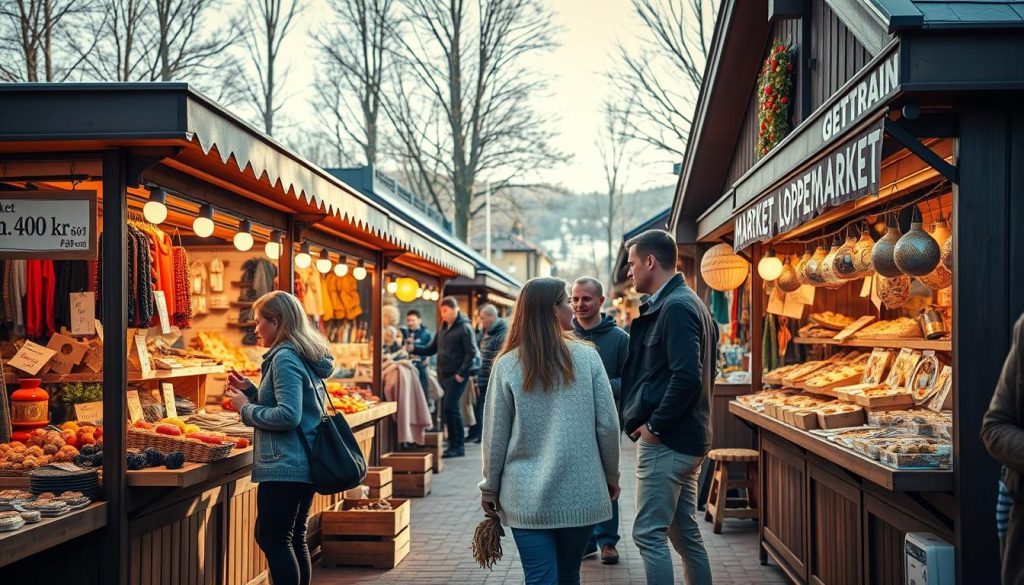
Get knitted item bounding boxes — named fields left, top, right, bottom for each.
left=172, top=247, right=193, bottom=328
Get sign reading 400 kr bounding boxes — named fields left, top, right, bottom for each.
left=0, top=191, right=97, bottom=259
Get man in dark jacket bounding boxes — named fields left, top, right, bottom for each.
left=621, top=229, right=717, bottom=585
left=467, top=303, right=508, bottom=443
left=982, top=312, right=1024, bottom=585
left=401, top=310, right=433, bottom=405
left=409, top=297, right=479, bottom=458
left=572, top=277, right=629, bottom=565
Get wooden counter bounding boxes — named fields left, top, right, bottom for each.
left=343, top=401, right=397, bottom=428
left=0, top=502, right=108, bottom=568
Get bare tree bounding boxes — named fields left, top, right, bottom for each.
left=70, top=0, right=152, bottom=81
left=314, top=0, right=397, bottom=167
left=608, top=0, right=719, bottom=158
left=0, top=0, right=93, bottom=81
left=594, top=98, right=642, bottom=283
left=242, top=0, right=303, bottom=135
left=385, top=0, right=564, bottom=242
left=150, top=0, right=242, bottom=82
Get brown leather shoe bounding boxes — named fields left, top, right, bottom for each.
left=600, top=544, right=619, bottom=565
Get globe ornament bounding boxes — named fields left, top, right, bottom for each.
left=920, top=219, right=953, bottom=290
left=796, top=251, right=813, bottom=285
left=852, top=230, right=875, bottom=276
left=878, top=274, right=912, bottom=309
left=833, top=235, right=859, bottom=280
left=777, top=256, right=802, bottom=293
left=894, top=220, right=940, bottom=277
left=821, top=241, right=843, bottom=288
left=872, top=224, right=903, bottom=278
left=806, top=246, right=828, bottom=285
left=701, top=243, right=749, bottom=292
left=941, top=234, right=953, bottom=272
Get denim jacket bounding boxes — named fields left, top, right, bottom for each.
left=240, top=341, right=335, bottom=483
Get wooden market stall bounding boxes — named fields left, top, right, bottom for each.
left=667, top=2, right=1024, bottom=583
left=0, top=83, right=477, bottom=584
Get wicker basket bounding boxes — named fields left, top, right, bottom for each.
left=127, top=428, right=234, bottom=463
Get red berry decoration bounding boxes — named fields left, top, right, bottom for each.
left=756, top=40, right=795, bottom=158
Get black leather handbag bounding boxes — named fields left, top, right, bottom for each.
left=296, top=361, right=367, bottom=495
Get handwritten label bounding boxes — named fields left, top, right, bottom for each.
left=8, top=341, right=57, bottom=375
left=74, top=401, right=104, bottom=424
left=161, top=383, right=177, bottom=419
left=0, top=192, right=96, bottom=258
left=69, top=292, right=96, bottom=335
left=134, top=334, right=152, bottom=377
left=153, top=291, right=171, bottom=334
left=45, top=333, right=89, bottom=374
left=126, top=390, right=144, bottom=423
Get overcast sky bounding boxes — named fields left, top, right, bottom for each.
left=269, top=0, right=682, bottom=195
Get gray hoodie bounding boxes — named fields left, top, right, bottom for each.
left=573, top=314, right=630, bottom=399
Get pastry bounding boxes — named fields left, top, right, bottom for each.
left=19, top=510, right=41, bottom=523
left=810, top=311, right=856, bottom=330
left=855, top=318, right=921, bottom=339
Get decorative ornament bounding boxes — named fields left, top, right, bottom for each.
left=878, top=274, right=911, bottom=309
left=777, top=255, right=801, bottom=293
left=700, top=243, right=749, bottom=292
left=941, top=234, right=953, bottom=272
left=833, top=235, right=859, bottom=280
left=820, top=240, right=841, bottom=284
left=872, top=220, right=903, bottom=277
left=894, top=209, right=941, bottom=277
left=755, top=40, right=795, bottom=158
left=796, top=250, right=813, bottom=285
left=806, top=246, right=828, bottom=285
left=852, top=229, right=875, bottom=276
left=919, top=217, right=953, bottom=289
left=757, top=247, right=784, bottom=281
left=394, top=277, right=420, bottom=303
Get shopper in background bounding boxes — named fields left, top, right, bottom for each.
left=408, top=297, right=479, bottom=458
left=621, top=229, right=718, bottom=585
left=224, top=291, right=334, bottom=585
left=467, top=303, right=508, bottom=444
left=480, top=277, right=620, bottom=585
left=402, top=310, right=433, bottom=402
left=571, top=276, right=629, bottom=566
left=982, top=312, right=1024, bottom=585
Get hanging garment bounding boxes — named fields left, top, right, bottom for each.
left=731, top=283, right=743, bottom=341
left=209, top=259, right=225, bottom=293
left=142, top=225, right=177, bottom=323
left=338, top=274, right=363, bottom=321
left=25, top=259, right=56, bottom=338
left=172, top=247, right=193, bottom=328
left=320, top=274, right=336, bottom=320
left=4, top=260, right=26, bottom=333
left=761, top=314, right=781, bottom=373
left=189, top=259, right=209, bottom=316
left=130, top=227, right=155, bottom=327
left=294, top=273, right=305, bottom=304
left=382, top=360, right=433, bottom=445
left=296, top=266, right=324, bottom=318
left=126, top=228, right=137, bottom=325
left=710, top=290, right=730, bottom=324
left=53, top=260, right=91, bottom=331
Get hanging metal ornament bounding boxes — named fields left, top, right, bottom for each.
left=872, top=216, right=903, bottom=277
left=777, top=255, right=802, bottom=293
left=920, top=216, right=953, bottom=290
left=894, top=207, right=941, bottom=277
left=833, top=234, right=859, bottom=280
left=941, top=233, right=953, bottom=272
left=878, top=274, right=912, bottom=309
left=852, top=227, right=875, bottom=277
left=806, top=246, right=828, bottom=285
left=821, top=238, right=844, bottom=289
left=796, top=249, right=813, bottom=285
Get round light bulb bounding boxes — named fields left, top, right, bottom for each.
left=295, top=252, right=312, bottom=269
left=264, top=241, right=282, bottom=260
left=353, top=265, right=367, bottom=281
left=387, top=281, right=398, bottom=294
left=334, top=262, right=349, bottom=277
left=757, top=249, right=784, bottom=281
left=316, top=250, right=333, bottom=274
left=193, top=204, right=215, bottom=238
left=143, top=188, right=168, bottom=224
left=416, top=287, right=424, bottom=299
left=233, top=219, right=254, bottom=252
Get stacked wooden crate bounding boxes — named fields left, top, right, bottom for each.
left=402, top=431, right=444, bottom=473
left=321, top=499, right=411, bottom=569
left=382, top=453, right=433, bottom=497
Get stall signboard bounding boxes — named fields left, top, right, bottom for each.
left=734, top=119, right=884, bottom=250
left=0, top=191, right=97, bottom=259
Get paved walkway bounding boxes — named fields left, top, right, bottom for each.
left=314, top=440, right=788, bottom=584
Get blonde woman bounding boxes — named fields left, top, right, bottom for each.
left=224, top=291, right=334, bottom=585
left=480, top=277, right=621, bottom=585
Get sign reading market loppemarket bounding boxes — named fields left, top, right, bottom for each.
left=734, top=119, right=884, bottom=251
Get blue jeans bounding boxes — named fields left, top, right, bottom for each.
left=632, top=439, right=711, bottom=585
left=589, top=498, right=620, bottom=548
left=441, top=376, right=468, bottom=453
left=512, top=525, right=595, bottom=585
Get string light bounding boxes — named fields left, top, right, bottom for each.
left=316, top=249, right=333, bottom=274
left=233, top=219, right=254, bottom=252
left=757, top=247, right=784, bottom=281
left=352, top=260, right=367, bottom=281
left=143, top=187, right=168, bottom=224
left=193, top=204, right=215, bottom=238
left=387, top=279, right=399, bottom=294
left=416, top=286, right=424, bottom=299
left=295, top=241, right=312, bottom=269
left=264, top=230, right=283, bottom=260
left=334, top=255, right=349, bottom=277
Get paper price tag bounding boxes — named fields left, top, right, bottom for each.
left=94, top=319, right=104, bottom=343
left=126, top=390, right=144, bottom=423
left=70, top=292, right=96, bottom=335
left=135, top=334, right=152, bottom=377
left=74, top=401, right=104, bottom=424
left=153, top=291, right=172, bottom=334
left=8, top=341, right=57, bottom=375
left=161, top=383, right=177, bottom=419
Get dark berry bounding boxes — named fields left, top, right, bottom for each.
left=142, top=448, right=165, bottom=467
left=164, top=451, right=185, bottom=470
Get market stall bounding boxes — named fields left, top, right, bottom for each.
left=667, top=2, right=1024, bottom=583
left=0, top=83, right=483, bottom=584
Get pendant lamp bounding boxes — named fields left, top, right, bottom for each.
left=872, top=217, right=903, bottom=278
left=700, top=243, right=749, bottom=291
left=894, top=207, right=940, bottom=277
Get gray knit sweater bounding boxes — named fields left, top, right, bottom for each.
left=479, top=341, right=621, bottom=529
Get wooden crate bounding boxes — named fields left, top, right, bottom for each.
left=381, top=452, right=433, bottom=474
left=422, top=431, right=443, bottom=447
left=368, top=482, right=392, bottom=499
left=321, top=499, right=412, bottom=569
left=393, top=472, right=432, bottom=497
left=365, top=467, right=392, bottom=488
left=403, top=443, right=444, bottom=474
left=322, top=499, right=410, bottom=536
left=321, top=527, right=410, bottom=569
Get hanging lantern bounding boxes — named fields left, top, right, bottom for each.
left=143, top=187, right=168, bottom=225
left=264, top=230, right=283, bottom=260
left=193, top=204, right=215, bottom=238
left=821, top=239, right=844, bottom=289
left=878, top=274, right=911, bottom=309
left=872, top=219, right=903, bottom=277
left=700, top=243, right=748, bottom=292
left=919, top=218, right=952, bottom=289
left=852, top=229, right=875, bottom=276
left=386, top=280, right=399, bottom=294
left=334, top=255, right=349, bottom=277
left=394, top=277, right=420, bottom=303
left=833, top=235, right=859, bottom=280
left=806, top=246, right=828, bottom=285
left=796, top=250, right=813, bottom=285
left=233, top=219, right=254, bottom=252
left=316, top=249, right=333, bottom=274
left=757, top=247, right=784, bottom=281
left=295, top=241, right=312, bottom=269
left=777, top=255, right=801, bottom=293
left=894, top=209, right=940, bottom=277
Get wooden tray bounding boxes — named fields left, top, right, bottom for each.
left=802, top=373, right=865, bottom=396
left=852, top=392, right=915, bottom=409
left=818, top=408, right=866, bottom=429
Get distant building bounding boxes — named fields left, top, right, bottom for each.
left=473, top=221, right=557, bottom=280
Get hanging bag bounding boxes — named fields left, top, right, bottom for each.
left=295, top=360, right=367, bottom=494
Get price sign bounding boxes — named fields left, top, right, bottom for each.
left=134, top=334, right=152, bottom=377
left=8, top=340, right=57, bottom=375
left=161, top=383, right=177, bottom=419
left=74, top=401, right=104, bottom=424
left=70, top=292, right=96, bottom=335
left=94, top=319, right=104, bottom=343
left=0, top=192, right=97, bottom=259
left=126, top=390, right=144, bottom=423
left=153, top=291, right=172, bottom=334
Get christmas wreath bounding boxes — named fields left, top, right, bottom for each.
left=756, top=41, right=795, bottom=158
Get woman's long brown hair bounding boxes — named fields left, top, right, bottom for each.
left=499, top=277, right=575, bottom=392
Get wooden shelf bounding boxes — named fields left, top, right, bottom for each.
left=126, top=447, right=253, bottom=488
left=792, top=336, right=952, bottom=352
left=0, top=502, right=107, bottom=568
left=3, top=364, right=226, bottom=385
left=343, top=402, right=397, bottom=428
left=729, top=401, right=953, bottom=492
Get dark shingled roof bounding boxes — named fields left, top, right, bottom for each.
left=871, top=0, right=1024, bottom=29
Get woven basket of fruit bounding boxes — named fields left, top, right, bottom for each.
left=128, top=425, right=234, bottom=463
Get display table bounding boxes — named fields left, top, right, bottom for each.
left=0, top=502, right=108, bottom=568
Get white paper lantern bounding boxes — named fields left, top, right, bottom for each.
left=700, top=243, right=749, bottom=292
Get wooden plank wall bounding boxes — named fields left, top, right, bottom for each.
left=810, top=0, right=874, bottom=112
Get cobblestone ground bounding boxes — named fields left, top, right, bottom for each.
left=314, top=439, right=788, bottom=585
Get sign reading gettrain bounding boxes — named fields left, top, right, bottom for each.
left=0, top=191, right=97, bottom=259
left=734, top=119, right=884, bottom=251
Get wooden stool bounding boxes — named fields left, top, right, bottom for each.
left=704, top=448, right=759, bottom=534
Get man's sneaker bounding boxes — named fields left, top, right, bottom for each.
left=442, top=449, right=465, bottom=459
left=600, top=544, right=619, bottom=565
left=583, top=541, right=598, bottom=560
